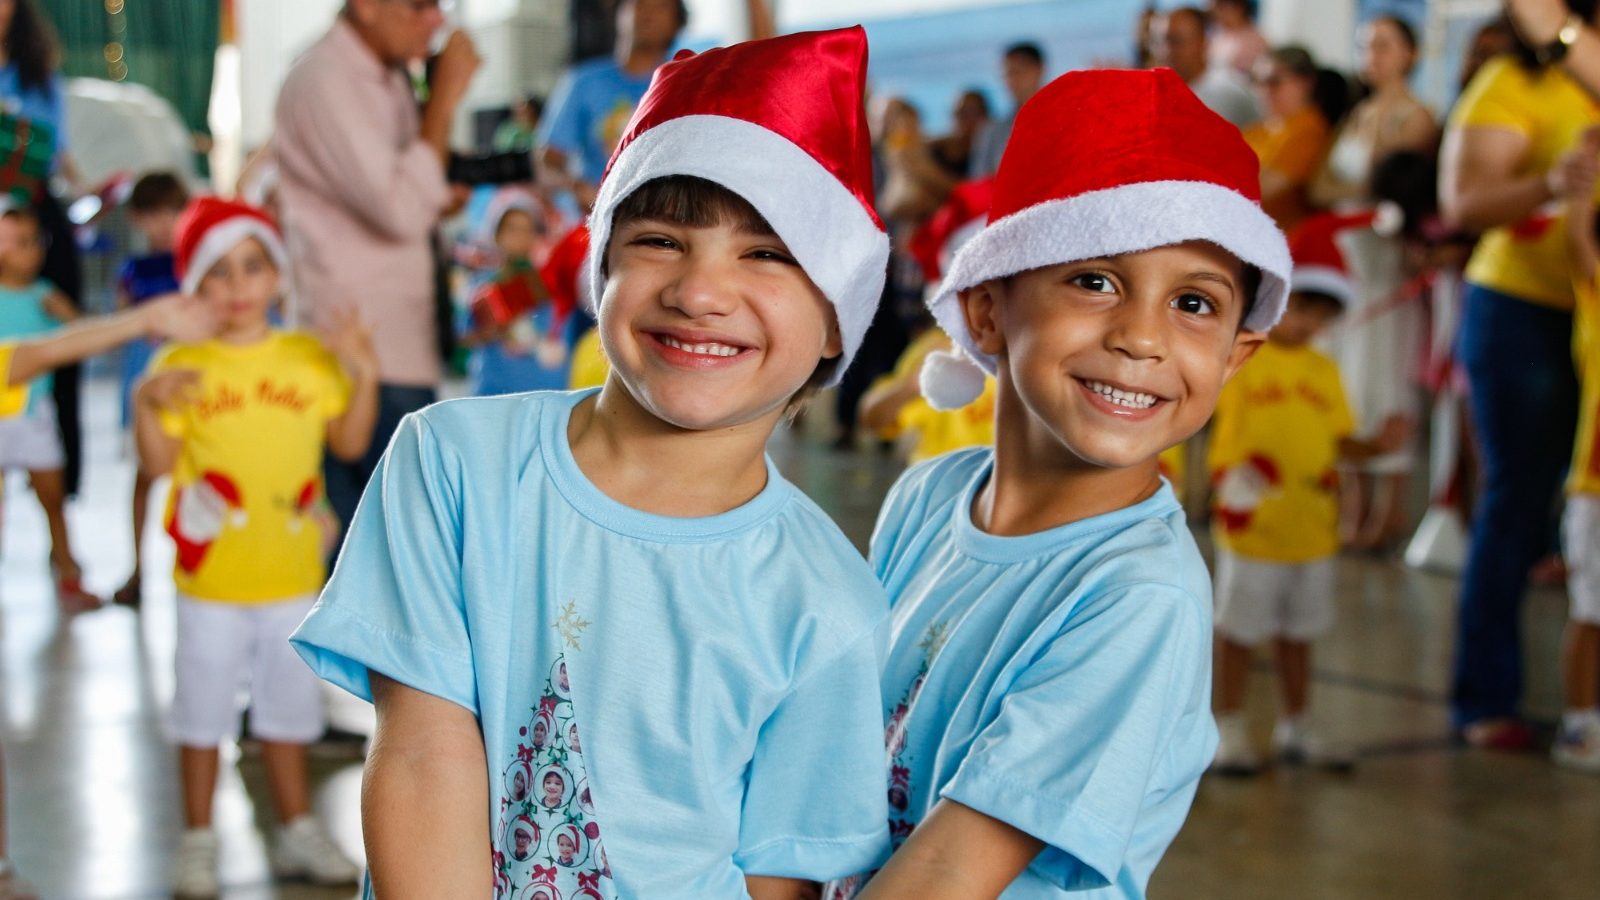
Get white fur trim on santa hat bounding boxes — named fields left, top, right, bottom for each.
left=180, top=216, right=289, bottom=295
left=587, top=115, right=889, bottom=387
left=1291, top=264, right=1353, bottom=306
left=927, top=180, right=1291, bottom=377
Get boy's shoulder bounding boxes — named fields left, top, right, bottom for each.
left=410, top=389, right=565, bottom=455
left=885, top=446, right=992, bottom=516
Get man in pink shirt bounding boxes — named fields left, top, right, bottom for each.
left=274, top=0, right=479, bottom=536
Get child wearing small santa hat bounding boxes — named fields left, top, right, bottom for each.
left=134, top=196, right=376, bottom=897
left=1207, top=212, right=1408, bottom=778
left=832, top=67, right=1291, bottom=899
left=292, top=26, right=892, bottom=898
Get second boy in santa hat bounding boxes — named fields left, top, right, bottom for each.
left=134, top=196, right=376, bottom=896
left=291, top=26, right=893, bottom=900
left=834, top=68, right=1291, bottom=900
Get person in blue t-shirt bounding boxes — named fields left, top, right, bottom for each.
left=292, top=28, right=894, bottom=900
left=829, top=68, right=1293, bottom=900
left=536, top=0, right=686, bottom=209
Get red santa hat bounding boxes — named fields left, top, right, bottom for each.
left=909, top=178, right=994, bottom=284
left=543, top=224, right=591, bottom=319
left=585, top=26, right=888, bottom=387
left=1288, top=209, right=1397, bottom=307
left=174, top=196, right=289, bottom=296
left=921, top=67, right=1292, bottom=410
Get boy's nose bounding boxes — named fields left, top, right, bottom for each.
left=662, top=255, right=739, bottom=319
left=1106, top=300, right=1168, bottom=361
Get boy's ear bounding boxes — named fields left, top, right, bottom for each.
left=960, top=281, right=1005, bottom=357
left=821, top=312, right=844, bottom=360
left=1223, top=329, right=1267, bottom=382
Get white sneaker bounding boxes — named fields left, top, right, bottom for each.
left=171, top=828, right=219, bottom=899
left=1211, top=713, right=1262, bottom=776
left=272, top=816, right=361, bottom=885
left=1552, top=715, right=1600, bottom=774
left=1273, top=717, right=1355, bottom=771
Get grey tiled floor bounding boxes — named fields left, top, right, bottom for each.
left=4, top=381, right=1598, bottom=899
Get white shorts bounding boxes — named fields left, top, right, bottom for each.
left=0, top=398, right=63, bottom=471
left=170, top=593, right=325, bottom=746
left=1564, top=496, right=1600, bottom=626
left=1212, top=549, right=1336, bottom=644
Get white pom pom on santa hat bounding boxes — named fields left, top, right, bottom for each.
left=919, top=349, right=989, bottom=412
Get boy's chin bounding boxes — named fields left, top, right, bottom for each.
left=631, top=384, right=791, bottom=434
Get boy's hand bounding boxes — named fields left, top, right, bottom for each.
left=321, top=304, right=380, bottom=383
left=1373, top=414, right=1410, bottom=455
left=1551, top=127, right=1600, bottom=202
left=138, top=369, right=201, bottom=412
left=141, top=294, right=218, bottom=343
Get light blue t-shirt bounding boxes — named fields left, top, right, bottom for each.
left=833, top=449, right=1217, bottom=900
left=0, top=281, right=60, bottom=404
left=536, top=57, right=658, bottom=186
left=292, top=389, right=891, bottom=899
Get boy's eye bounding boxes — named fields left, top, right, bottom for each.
left=629, top=234, right=680, bottom=251
left=1070, top=273, right=1117, bottom=294
left=1171, top=292, right=1218, bottom=316
left=748, top=247, right=799, bottom=266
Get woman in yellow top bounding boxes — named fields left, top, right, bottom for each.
left=1439, top=0, right=1600, bottom=749
left=1243, top=46, right=1332, bottom=230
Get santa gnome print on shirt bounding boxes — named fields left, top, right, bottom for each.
left=1213, top=454, right=1280, bottom=535
left=167, top=470, right=249, bottom=573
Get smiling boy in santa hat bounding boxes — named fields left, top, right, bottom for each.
left=1208, top=213, right=1409, bottom=778
left=831, top=68, right=1291, bottom=900
left=291, top=26, right=892, bottom=900
left=134, top=196, right=377, bottom=897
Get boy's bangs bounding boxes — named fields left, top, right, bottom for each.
left=611, top=175, right=774, bottom=236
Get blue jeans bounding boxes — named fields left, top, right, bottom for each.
left=324, top=384, right=437, bottom=564
left=1451, top=284, right=1577, bottom=727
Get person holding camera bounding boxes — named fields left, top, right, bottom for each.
left=273, top=0, right=480, bottom=536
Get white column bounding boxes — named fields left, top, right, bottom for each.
left=1258, top=0, right=1360, bottom=71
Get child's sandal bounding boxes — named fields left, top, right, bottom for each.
left=55, top=573, right=103, bottom=613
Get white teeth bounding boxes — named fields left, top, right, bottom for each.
left=661, top=336, right=742, bottom=357
left=1084, top=380, right=1158, bottom=410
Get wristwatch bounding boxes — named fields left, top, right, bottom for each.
left=1535, top=12, right=1585, bottom=67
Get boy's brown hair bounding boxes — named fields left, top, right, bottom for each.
left=127, top=172, right=190, bottom=214
left=607, top=175, right=840, bottom=413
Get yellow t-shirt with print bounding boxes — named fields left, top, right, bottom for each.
left=151, top=332, right=351, bottom=603
left=0, top=344, right=28, bottom=418
left=896, top=379, right=996, bottom=463
left=567, top=327, right=609, bottom=390
left=1569, top=277, right=1600, bottom=495
left=1452, top=57, right=1600, bottom=310
left=1208, top=341, right=1354, bottom=563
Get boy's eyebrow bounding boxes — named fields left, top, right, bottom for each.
left=1186, top=271, right=1239, bottom=294
left=622, top=216, right=779, bottom=239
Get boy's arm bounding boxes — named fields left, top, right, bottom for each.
left=322, top=306, right=383, bottom=462
left=42, top=288, right=82, bottom=323
left=7, top=295, right=214, bottom=386
left=857, top=800, right=1043, bottom=900
left=365, top=671, right=492, bottom=899
left=1563, top=127, right=1600, bottom=283
left=746, top=876, right=821, bottom=900
left=133, top=369, right=196, bottom=476
left=1337, top=414, right=1409, bottom=463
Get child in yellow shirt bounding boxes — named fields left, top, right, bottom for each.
left=1557, top=127, right=1600, bottom=774
left=1208, top=219, right=1406, bottom=775
left=858, top=327, right=995, bottom=464
left=133, top=198, right=375, bottom=894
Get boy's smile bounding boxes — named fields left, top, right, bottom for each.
left=963, top=240, right=1263, bottom=471
left=598, top=216, right=841, bottom=432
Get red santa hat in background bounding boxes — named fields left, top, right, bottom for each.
left=920, top=67, right=1293, bottom=410
left=174, top=196, right=289, bottom=296
left=909, top=178, right=994, bottom=285
left=584, top=26, right=889, bottom=387
left=543, top=224, right=591, bottom=320
left=1287, top=208, right=1398, bottom=306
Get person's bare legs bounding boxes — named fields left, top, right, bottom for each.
left=1214, top=636, right=1253, bottom=714
left=260, top=741, right=312, bottom=825
left=1339, top=471, right=1367, bottom=548
left=115, top=470, right=154, bottom=607
left=30, top=468, right=99, bottom=610
left=1563, top=622, right=1600, bottom=712
left=180, top=745, right=221, bottom=829
left=1357, top=472, right=1409, bottom=551
left=1274, top=638, right=1311, bottom=718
